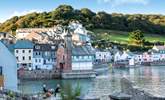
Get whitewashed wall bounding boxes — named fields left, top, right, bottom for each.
left=72, top=62, right=93, bottom=70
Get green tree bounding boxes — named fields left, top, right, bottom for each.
left=129, top=30, right=145, bottom=46
left=52, top=5, right=74, bottom=20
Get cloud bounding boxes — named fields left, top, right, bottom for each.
left=97, top=0, right=149, bottom=7
left=0, top=9, right=43, bottom=23
left=9, top=9, right=43, bottom=18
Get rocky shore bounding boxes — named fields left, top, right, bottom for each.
left=82, top=77, right=165, bottom=100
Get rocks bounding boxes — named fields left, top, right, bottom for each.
left=121, top=78, right=165, bottom=100
left=109, top=92, right=132, bottom=100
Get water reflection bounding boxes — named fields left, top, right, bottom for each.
left=19, top=66, right=165, bottom=97
left=19, top=79, right=93, bottom=95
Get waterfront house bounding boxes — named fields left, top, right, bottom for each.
left=114, top=51, right=134, bottom=62
left=95, top=49, right=112, bottom=63
left=152, top=45, right=165, bottom=53
left=71, top=45, right=94, bottom=70
left=14, top=40, right=34, bottom=70
left=151, top=45, right=165, bottom=61
left=114, top=51, right=123, bottom=62
left=129, top=58, right=135, bottom=66
left=134, top=54, right=143, bottom=64
left=0, top=41, right=17, bottom=91
left=33, top=44, right=57, bottom=70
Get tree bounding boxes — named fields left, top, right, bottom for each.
left=52, top=5, right=74, bottom=20
left=129, top=30, right=145, bottom=46
left=80, top=8, right=95, bottom=19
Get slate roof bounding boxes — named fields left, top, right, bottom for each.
left=34, top=44, right=57, bottom=51
left=126, top=51, right=135, bottom=56
left=15, top=40, right=34, bottom=49
left=72, top=45, right=95, bottom=56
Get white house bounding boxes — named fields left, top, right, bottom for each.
left=114, top=51, right=122, bottom=62
left=114, top=51, right=134, bottom=62
left=129, top=58, right=135, bottom=66
left=95, top=50, right=112, bottom=63
left=134, top=54, right=143, bottom=64
left=72, top=45, right=95, bottom=70
left=14, top=40, right=34, bottom=70
left=68, top=21, right=91, bottom=45
left=0, top=42, right=17, bottom=91
left=151, top=45, right=165, bottom=61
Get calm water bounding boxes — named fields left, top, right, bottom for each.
left=18, top=66, right=165, bottom=96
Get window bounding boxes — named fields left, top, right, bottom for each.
left=22, top=56, right=25, bottom=60
left=29, top=56, right=31, bottom=60
left=38, top=52, right=40, bottom=55
left=29, top=50, right=31, bottom=53
left=63, top=55, right=65, bottom=60
left=22, top=50, right=25, bottom=53
left=45, top=52, right=50, bottom=56
left=4, top=34, right=6, bottom=38
left=35, top=59, right=37, bottom=63
left=44, top=60, right=46, bottom=64
left=0, top=66, right=2, bottom=75
left=39, top=59, right=41, bottom=62
left=16, top=50, right=19, bottom=53
left=16, top=57, right=18, bottom=60
left=36, top=52, right=38, bottom=55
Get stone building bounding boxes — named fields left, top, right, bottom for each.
left=56, top=28, right=95, bottom=78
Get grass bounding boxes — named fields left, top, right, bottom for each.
left=91, top=29, right=165, bottom=44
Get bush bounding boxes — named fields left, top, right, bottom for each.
left=60, top=82, right=81, bottom=100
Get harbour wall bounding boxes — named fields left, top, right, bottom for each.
left=18, top=69, right=61, bottom=80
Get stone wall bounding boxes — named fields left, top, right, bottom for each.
left=18, top=70, right=60, bottom=80
left=121, top=78, right=165, bottom=100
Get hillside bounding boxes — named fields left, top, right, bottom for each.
left=1, top=5, right=165, bottom=36
left=91, top=29, right=165, bottom=44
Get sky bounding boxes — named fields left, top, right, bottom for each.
left=0, top=0, right=165, bottom=23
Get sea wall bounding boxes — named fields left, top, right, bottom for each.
left=121, top=78, right=165, bottom=100
left=18, top=70, right=60, bottom=80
